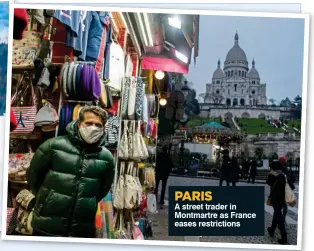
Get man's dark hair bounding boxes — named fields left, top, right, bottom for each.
left=270, top=161, right=282, bottom=171
left=79, top=106, right=108, bottom=126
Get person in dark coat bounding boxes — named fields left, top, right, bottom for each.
left=230, top=157, right=240, bottom=186
left=279, top=156, right=295, bottom=224
left=242, top=158, right=250, bottom=179
left=219, top=149, right=231, bottom=186
left=27, top=106, right=115, bottom=237
left=248, top=158, right=258, bottom=184
left=154, top=145, right=173, bottom=208
left=266, top=161, right=288, bottom=244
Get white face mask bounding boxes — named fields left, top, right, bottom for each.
left=79, top=125, right=104, bottom=144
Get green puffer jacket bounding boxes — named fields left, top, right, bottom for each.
left=26, top=121, right=115, bottom=237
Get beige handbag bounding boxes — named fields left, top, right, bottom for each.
left=113, top=162, right=125, bottom=210
left=124, top=162, right=138, bottom=209
left=118, top=120, right=129, bottom=160
left=133, top=167, right=143, bottom=206
left=285, top=175, right=296, bottom=207
left=132, top=121, right=142, bottom=160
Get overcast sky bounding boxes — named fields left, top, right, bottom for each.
left=185, top=14, right=305, bottom=103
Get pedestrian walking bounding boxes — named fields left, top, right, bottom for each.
left=242, top=158, right=250, bottom=180
left=279, top=156, right=296, bottom=224
left=230, top=157, right=240, bottom=186
left=266, top=161, right=288, bottom=244
left=248, top=158, right=258, bottom=184
left=219, top=149, right=231, bottom=186
left=154, top=145, right=174, bottom=209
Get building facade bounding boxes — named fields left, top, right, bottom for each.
left=204, top=32, right=267, bottom=107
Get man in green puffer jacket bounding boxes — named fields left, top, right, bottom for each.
left=26, top=106, right=115, bottom=238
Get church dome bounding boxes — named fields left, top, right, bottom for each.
left=248, top=59, right=260, bottom=79
left=212, top=59, right=224, bottom=79
left=225, top=32, right=248, bottom=62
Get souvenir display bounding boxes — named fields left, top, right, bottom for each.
left=8, top=8, right=161, bottom=241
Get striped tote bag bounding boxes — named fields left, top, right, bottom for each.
left=11, top=74, right=37, bottom=134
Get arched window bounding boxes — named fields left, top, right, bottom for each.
left=233, top=98, right=238, bottom=106
left=226, top=98, right=231, bottom=106
left=240, top=99, right=245, bottom=106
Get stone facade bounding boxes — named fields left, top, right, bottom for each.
left=204, top=32, right=267, bottom=107
left=199, top=105, right=281, bottom=119
left=229, top=133, right=301, bottom=159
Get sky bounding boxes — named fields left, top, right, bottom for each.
left=185, top=14, right=305, bottom=103
left=0, top=2, right=9, bottom=43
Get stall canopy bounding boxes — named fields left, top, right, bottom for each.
left=201, top=122, right=225, bottom=129
left=141, top=56, right=188, bottom=74
left=123, top=12, right=199, bottom=74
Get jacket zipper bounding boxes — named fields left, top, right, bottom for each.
left=68, top=149, right=85, bottom=236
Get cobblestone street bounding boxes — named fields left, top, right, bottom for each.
left=149, top=176, right=299, bottom=245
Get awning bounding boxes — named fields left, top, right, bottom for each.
left=201, top=121, right=225, bottom=128
left=141, top=56, right=189, bottom=74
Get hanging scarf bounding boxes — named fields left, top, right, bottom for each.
left=95, top=192, right=115, bottom=239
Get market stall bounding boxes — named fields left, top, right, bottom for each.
left=6, top=8, right=199, bottom=240
left=7, top=9, right=149, bottom=238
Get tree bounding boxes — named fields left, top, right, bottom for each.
left=294, top=95, right=302, bottom=109
left=269, top=98, right=276, bottom=106
left=198, top=93, right=206, bottom=103
left=211, top=92, right=224, bottom=104
left=171, top=73, right=185, bottom=90
left=255, top=147, right=264, bottom=160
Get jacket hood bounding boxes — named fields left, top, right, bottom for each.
left=66, top=120, right=106, bottom=147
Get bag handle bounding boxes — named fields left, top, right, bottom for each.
left=11, top=71, right=29, bottom=104
left=120, top=162, right=125, bottom=177
left=119, top=211, right=124, bottom=231
left=127, top=161, right=133, bottom=175
left=11, top=72, right=36, bottom=106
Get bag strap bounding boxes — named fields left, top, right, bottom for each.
left=11, top=72, right=28, bottom=104
left=119, top=211, right=124, bottom=231
left=120, top=162, right=125, bottom=177
left=11, top=72, right=36, bottom=106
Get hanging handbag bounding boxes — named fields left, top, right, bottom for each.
left=11, top=73, right=37, bottom=134
left=145, top=167, right=156, bottom=190
left=133, top=167, right=143, bottom=207
left=114, top=211, right=129, bottom=239
left=285, top=175, right=296, bottom=207
left=124, top=162, right=138, bottom=210
left=131, top=215, right=144, bottom=240
left=118, top=120, right=129, bottom=160
left=147, top=193, right=157, bottom=214
left=127, top=78, right=137, bottom=119
left=132, top=121, right=142, bottom=160
left=138, top=122, right=149, bottom=160
left=113, top=162, right=125, bottom=210
left=121, top=78, right=130, bottom=119
left=135, top=81, right=145, bottom=120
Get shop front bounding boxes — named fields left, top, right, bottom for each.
left=7, top=8, right=198, bottom=240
